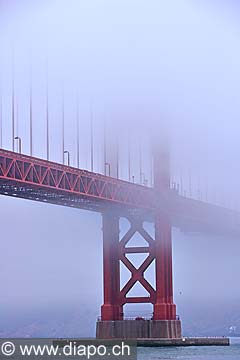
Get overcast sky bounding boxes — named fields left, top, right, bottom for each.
left=0, top=0, right=240, bottom=337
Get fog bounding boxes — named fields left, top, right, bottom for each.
left=0, top=0, right=240, bottom=337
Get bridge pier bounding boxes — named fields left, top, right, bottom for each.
left=96, top=211, right=181, bottom=339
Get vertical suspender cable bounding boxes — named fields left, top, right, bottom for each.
left=76, top=95, right=80, bottom=168
left=46, top=59, right=49, bottom=161
left=0, top=94, right=2, bottom=148
left=128, top=135, right=131, bottom=182
left=29, top=69, right=33, bottom=156
left=90, top=107, right=93, bottom=172
left=116, top=138, right=119, bottom=179
left=62, top=91, right=65, bottom=164
left=139, top=144, right=142, bottom=184
left=103, top=120, right=107, bottom=175
left=12, top=52, right=15, bottom=152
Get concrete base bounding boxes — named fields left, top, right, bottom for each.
left=96, top=319, right=182, bottom=339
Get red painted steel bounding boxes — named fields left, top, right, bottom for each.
left=119, top=217, right=156, bottom=307
left=0, top=148, right=154, bottom=211
left=154, top=212, right=176, bottom=320
left=100, top=146, right=176, bottom=321
left=101, top=212, right=122, bottom=321
left=101, top=213, right=176, bottom=320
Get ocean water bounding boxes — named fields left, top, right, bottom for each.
left=137, top=338, right=240, bottom=359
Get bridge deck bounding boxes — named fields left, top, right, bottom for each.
left=0, top=149, right=239, bottom=237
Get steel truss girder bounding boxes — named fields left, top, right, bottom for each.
left=0, top=149, right=154, bottom=211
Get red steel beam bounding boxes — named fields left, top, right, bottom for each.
left=0, top=148, right=154, bottom=210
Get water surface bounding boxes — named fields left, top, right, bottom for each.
left=137, top=338, right=240, bottom=359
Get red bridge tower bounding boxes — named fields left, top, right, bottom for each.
left=96, top=144, right=182, bottom=339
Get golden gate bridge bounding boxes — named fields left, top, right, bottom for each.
left=0, top=72, right=239, bottom=340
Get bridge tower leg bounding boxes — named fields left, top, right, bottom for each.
left=152, top=141, right=178, bottom=323
left=101, top=212, right=123, bottom=321
left=153, top=212, right=176, bottom=321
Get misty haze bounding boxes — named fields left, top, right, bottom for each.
left=0, top=0, right=240, bottom=345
